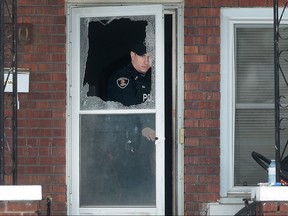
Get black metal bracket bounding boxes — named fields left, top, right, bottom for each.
left=0, top=0, right=18, bottom=185
left=274, top=0, right=288, bottom=183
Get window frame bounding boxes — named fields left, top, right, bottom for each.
left=219, top=8, right=287, bottom=197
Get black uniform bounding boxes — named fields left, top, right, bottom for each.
left=101, top=62, right=155, bottom=205
left=107, top=62, right=151, bottom=106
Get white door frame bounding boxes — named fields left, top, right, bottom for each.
left=66, top=3, right=184, bottom=216
left=67, top=5, right=164, bottom=215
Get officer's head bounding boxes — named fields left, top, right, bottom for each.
left=130, top=41, right=151, bottom=74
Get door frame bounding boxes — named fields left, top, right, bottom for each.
left=66, top=3, right=184, bottom=216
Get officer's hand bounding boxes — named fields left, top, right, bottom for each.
left=142, top=127, right=156, bottom=141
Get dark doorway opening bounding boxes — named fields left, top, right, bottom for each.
left=164, top=14, right=173, bottom=215
left=83, top=18, right=147, bottom=100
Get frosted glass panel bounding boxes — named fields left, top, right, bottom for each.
left=80, top=114, right=156, bottom=206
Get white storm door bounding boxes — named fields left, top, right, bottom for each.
left=68, top=5, right=165, bottom=215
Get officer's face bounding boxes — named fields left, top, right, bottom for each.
left=130, top=52, right=151, bottom=74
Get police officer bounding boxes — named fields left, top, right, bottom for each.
left=107, top=41, right=151, bottom=106
left=107, top=41, right=155, bottom=141
left=106, top=41, right=156, bottom=205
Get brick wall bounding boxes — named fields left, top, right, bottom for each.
left=3, top=0, right=288, bottom=215
left=0, top=201, right=46, bottom=216
left=2, top=0, right=66, bottom=215
left=257, top=202, right=288, bottom=216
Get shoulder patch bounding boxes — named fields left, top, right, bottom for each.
left=116, top=77, right=129, bottom=89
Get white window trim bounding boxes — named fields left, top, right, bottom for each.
left=220, top=8, right=283, bottom=198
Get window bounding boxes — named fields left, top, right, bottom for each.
left=220, top=8, right=288, bottom=197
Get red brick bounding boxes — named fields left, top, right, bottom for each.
left=42, top=194, right=65, bottom=203
left=185, top=193, right=199, bottom=202
left=185, top=147, right=205, bottom=156
left=185, top=35, right=207, bottom=45
left=188, top=165, right=219, bottom=176
left=198, top=64, right=220, bottom=73
left=38, top=157, right=65, bottom=165
left=199, top=175, right=220, bottom=184
left=279, top=202, right=288, bottom=212
left=185, top=45, right=199, bottom=54
left=185, top=63, right=199, bottom=73
left=239, top=0, right=269, bottom=7
left=47, top=0, right=65, bottom=6
left=199, top=119, right=219, bottom=128
left=185, top=8, right=199, bottom=17
left=198, top=73, right=220, bottom=82
left=185, top=119, right=199, bottom=127
left=199, top=45, right=220, bottom=54
left=6, top=202, right=38, bottom=212
left=199, top=27, right=220, bottom=36
left=262, top=202, right=278, bottom=212
left=197, top=157, right=219, bottom=165
left=198, top=193, right=219, bottom=202
left=199, top=8, right=220, bottom=17
left=198, top=101, right=220, bottom=110
left=262, top=213, right=281, bottom=216
left=199, top=137, right=220, bottom=147
left=185, top=184, right=207, bottom=193
left=186, top=128, right=208, bottom=137
left=185, top=174, right=199, bottom=184
left=207, top=55, right=220, bottom=63
left=25, top=166, right=54, bottom=174
left=185, top=137, right=199, bottom=146
left=210, top=0, right=239, bottom=7
left=205, top=147, right=220, bottom=156
left=37, top=63, right=66, bottom=72
left=184, top=82, right=198, bottom=91
left=185, top=0, right=210, bottom=7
